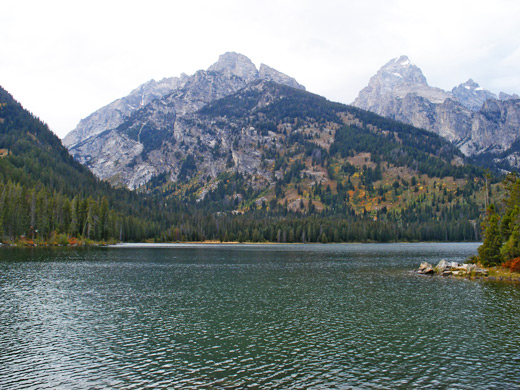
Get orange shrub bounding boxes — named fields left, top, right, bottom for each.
left=68, top=237, right=80, bottom=246
left=503, top=257, right=520, bottom=273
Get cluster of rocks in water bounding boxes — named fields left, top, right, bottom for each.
left=417, top=259, right=488, bottom=277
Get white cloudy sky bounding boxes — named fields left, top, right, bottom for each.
left=1, top=0, right=519, bottom=138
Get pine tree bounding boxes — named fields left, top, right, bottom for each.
left=478, top=204, right=502, bottom=266
left=500, top=226, right=520, bottom=261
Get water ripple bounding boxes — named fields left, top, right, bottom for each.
left=0, top=244, right=519, bottom=389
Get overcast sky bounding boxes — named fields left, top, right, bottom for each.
left=2, top=0, right=519, bottom=138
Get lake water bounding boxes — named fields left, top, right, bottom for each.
left=1, top=243, right=519, bottom=389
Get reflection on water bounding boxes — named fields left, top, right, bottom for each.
left=0, top=243, right=519, bottom=389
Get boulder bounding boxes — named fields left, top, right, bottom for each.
left=451, top=265, right=469, bottom=276
left=418, top=262, right=435, bottom=275
left=474, top=267, right=488, bottom=276
left=435, top=259, right=451, bottom=273
left=418, top=261, right=488, bottom=278
left=418, top=262, right=432, bottom=271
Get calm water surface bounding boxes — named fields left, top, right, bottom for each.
left=1, top=243, right=519, bottom=389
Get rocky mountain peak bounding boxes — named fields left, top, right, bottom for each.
left=499, top=91, right=520, bottom=101
left=63, top=52, right=308, bottom=188
left=64, top=52, right=305, bottom=151
left=258, top=64, right=305, bottom=90
left=452, top=79, right=497, bottom=111
left=379, top=55, right=428, bottom=86
left=207, top=52, right=259, bottom=83
left=353, top=55, right=449, bottom=113
left=459, top=79, right=479, bottom=90
left=353, top=55, right=520, bottom=167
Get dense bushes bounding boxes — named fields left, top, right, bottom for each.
left=478, top=173, right=520, bottom=270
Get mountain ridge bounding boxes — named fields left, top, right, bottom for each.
left=0, top=82, right=493, bottom=243
left=65, top=53, right=306, bottom=189
left=352, top=55, right=520, bottom=169
left=63, top=52, right=304, bottom=150
left=0, top=84, right=178, bottom=242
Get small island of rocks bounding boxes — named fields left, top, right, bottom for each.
left=417, top=259, right=488, bottom=278
left=418, top=259, right=520, bottom=282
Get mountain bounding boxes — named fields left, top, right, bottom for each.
left=0, top=85, right=174, bottom=242
left=62, top=75, right=190, bottom=149
left=451, top=79, right=497, bottom=111
left=0, top=86, right=104, bottom=197
left=2, top=77, right=494, bottom=243
left=353, top=55, right=450, bottom=109
left=352, top=56, right=520, bottom=169
left=64, top=52, right=305, bottom=189
left=62, top=52, right=491, bottom=204
left=136, top=79, right=489, bottom=242
left=63, top=52, right=479, bottom=193
left=499, top=92, right=520, bottom=101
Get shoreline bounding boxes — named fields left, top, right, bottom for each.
left=4, top=241, right=517, bottom=282
left=1, top=240, right=483, bottom=248
left=417, top=260, right=520, bottom=283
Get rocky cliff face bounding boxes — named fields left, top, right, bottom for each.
left=63, top=75, right=190, bottom=149
left=352, top=56, right=520, bottom=168
left=64, top=52, right=305, bottom=189
left=353, top=56, right=451, bottom=110
left=451, top=79, right=497, bottom=111
left=468, top=99, right=520, bottom=154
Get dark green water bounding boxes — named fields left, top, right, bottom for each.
left=1, top=243, right=519, bottom=389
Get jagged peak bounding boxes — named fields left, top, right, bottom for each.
left=207, top=52, right=259, bottom=82
left=258, top=63, right=305, bottom=91
left=390, top=55, right=412, bottom=67
left=499, top=91, right=520, bottom=101
left=258, top=63, right=277, bottom=74
left=454, top=79, right=483, bottom=91
left=451, top=79, right=497, bottom=111
left=64, top=52, right=304, bottom=151
left=377, top=55, right=427, bottom=86
left=209, top=52, right=255, bottom=68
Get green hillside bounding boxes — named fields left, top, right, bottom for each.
left=142, top=82, right=497, bottom=242
left=0, top=86, right=169, bottom=243
left=0, top=83, right=502, bottom=244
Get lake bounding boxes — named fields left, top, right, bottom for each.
left=1, top=243, right=519, bottom=389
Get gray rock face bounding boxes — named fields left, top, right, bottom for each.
left=353, top=56, right=451, bottom=112
left=63, top=75, right=189, bottom=149
left=452, top=79, right=497, bottom=111
left=258, top=64, right=305, bottom=90
left=419, top=260, right=488, bottom=277
left=499, top=92, right=520, bottom=101
left=464, top=99, right=520, bottom=155
left=64, top=53, right=305, bottom=189
left=353, top=55, right=520, bottom=163
left=207, top=52, right=259, bottom=83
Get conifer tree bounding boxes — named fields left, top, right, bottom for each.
left=478, top=204, right=502, bottom=266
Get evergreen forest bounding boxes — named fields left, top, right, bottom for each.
left=0, top=85, right=503, bottom=245
left=477, top=173, right=520, bottom=272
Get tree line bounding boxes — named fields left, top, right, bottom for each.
left=478, top=173, right=520, bottom=271
left=0, top=180, right=160, bottom=244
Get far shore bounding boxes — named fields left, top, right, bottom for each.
left=4, top=241, right=518, bottom=282
left=109, top=241, right=482, bottom=246
left=2, top=240, right=483, bottom=247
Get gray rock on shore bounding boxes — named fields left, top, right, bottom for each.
left=417, top=262, right=435, bottom=275
left=417, top=259, right=488, bottom=277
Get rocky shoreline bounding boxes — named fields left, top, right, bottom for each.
left=418, top=259, right=488, bottom=277
left=417, top=259, right=520, bottom=283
